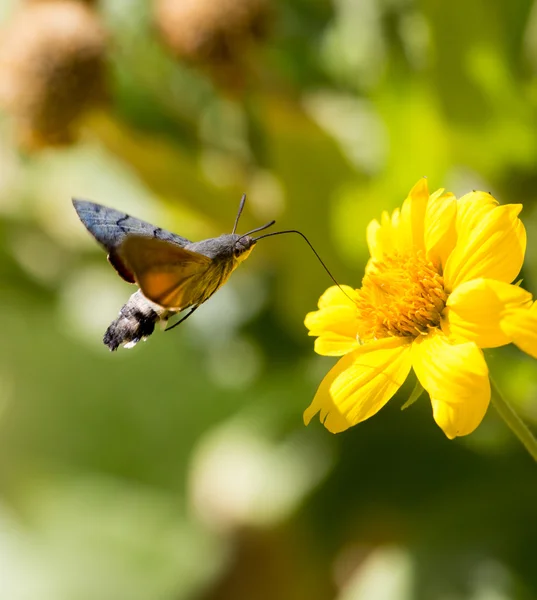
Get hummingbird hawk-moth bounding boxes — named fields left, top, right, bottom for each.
left=73, top=195, right=276, bottom=350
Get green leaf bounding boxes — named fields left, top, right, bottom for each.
left=401, top=379, right=425, bottom=411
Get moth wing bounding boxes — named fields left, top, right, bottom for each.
left=72, top=199, right=190, bottom=283
left=119, top=235, right=212, bottom=310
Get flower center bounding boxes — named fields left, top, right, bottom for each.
left=355, top=251, right=447, bottom=341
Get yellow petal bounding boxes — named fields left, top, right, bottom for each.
left=400, top=177, right=429, bottom=250
left=442, top=278, right=533, bottom=348
left=304, top=337, right=412, bottom=433
left=501, top=308, right=537, bottom=359
left=424, top=190, right=457, bottom=269
left=443, top=194, right=526, bottom=290
left=366, top=210, right=397, bottom=261
left=398, top=178, right=429, bottom=253
left=306, top=306, right=361, bottom=356
left=367, top=180, right=429, bottom=261
left=305, top=285, right=360, bottom=356
left=318, top=285, right=358, bottom=309
left=366, top=218, right=382, bottom=261
left=456, top=190, right=498, bottom=232
left=411, top=331, right=490, bottom=439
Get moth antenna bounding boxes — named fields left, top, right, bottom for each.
left=253, top=229, right=356, bottom=304
left=241, top=220, right=276, bottom=238
left=232, top=194, right=247, bottom=234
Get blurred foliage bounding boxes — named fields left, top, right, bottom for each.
left=0, top=0, right=537, bottom=599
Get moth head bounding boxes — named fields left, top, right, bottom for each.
left=233, top=234, right=256, bottom=263
left=229, top=194, right=274, bottom=264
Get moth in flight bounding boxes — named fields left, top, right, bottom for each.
left=73, top=195, right=276, bottom=350
left=73, top=195, right=342, bottom=351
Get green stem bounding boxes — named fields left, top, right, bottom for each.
left=490, top=378, right=537, bottom=463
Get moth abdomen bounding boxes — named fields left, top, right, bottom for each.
left=103, top=290, right=172, bottom=351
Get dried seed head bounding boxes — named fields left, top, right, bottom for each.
left=25, top=0, right=100, bottom=5
left=154, top=0, right=271, bottom=87
left=0, top=0, right=108, bottom=150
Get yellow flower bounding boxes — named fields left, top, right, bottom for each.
left=304, top=179, right=535, bottom=438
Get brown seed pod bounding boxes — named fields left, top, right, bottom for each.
left=0, top=0, right=108, bottom=150
left=25, top=0, right=100, bottom=5
left=154, top=0, right=271, bottom=87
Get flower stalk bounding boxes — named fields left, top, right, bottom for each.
left=490, top=378, right=537, bottom=462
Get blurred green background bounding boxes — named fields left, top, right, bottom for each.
left=1, top=0, right=537, bottom=599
